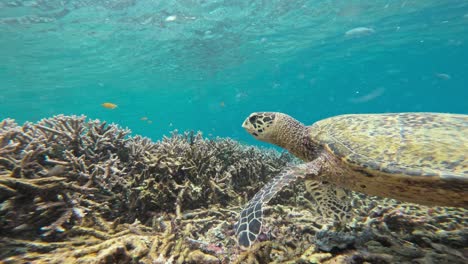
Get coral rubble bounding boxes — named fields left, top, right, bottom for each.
left=0, top=115, right=466, bottom=263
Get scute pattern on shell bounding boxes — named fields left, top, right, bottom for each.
left=311, top=113, right=468, bottom=180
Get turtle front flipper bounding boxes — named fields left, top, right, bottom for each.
left=235, top=160, right=323, bottom=248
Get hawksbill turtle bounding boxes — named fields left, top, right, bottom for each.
left=235, top=112, right=468, bottom=248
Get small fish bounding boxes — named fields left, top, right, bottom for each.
left=345, top=27, right=375, bottom=37
left=169, top=123, right=173, bottom=127
left=147, top=120, right=153, bottom=124
left=435, top=73, right=451, bottom=80
left=101, top=102, right=117, bottom=109
left=140, top=117, right=148, bottom=121
left=220, top=101, right=225, bottom=107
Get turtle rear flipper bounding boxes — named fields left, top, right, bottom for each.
left=304, top=180, right=354, bottom=224
left=235, top=160, right=323, bottom=248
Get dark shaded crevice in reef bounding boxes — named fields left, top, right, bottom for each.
left=0, top=115, right=466, bottom=264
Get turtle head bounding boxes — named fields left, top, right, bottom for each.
left=243, top=112, right=316, bottom=161
left=242, top=112, right=279, bottom=142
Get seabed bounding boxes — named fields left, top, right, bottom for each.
left=0, top=115, right=466, bottom=264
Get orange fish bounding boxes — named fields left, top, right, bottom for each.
left=101, top=102, right=117, bottom=109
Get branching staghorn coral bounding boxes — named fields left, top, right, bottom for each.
left=1, top=115, right=466, bottom=264
left=12, top=201, right=460, bottom=264
left=124, top=130, right=295, bottom=222
left=1, top=208, right=235, bottom=264
left=0, top=115, right=135, bottom=239
left=0, top=115, right=293, bottom=261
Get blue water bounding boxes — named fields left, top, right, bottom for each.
left=1, top=0, right=467, bottom=146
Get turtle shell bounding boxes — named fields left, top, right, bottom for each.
left=310, top=113, right=468, bottom=181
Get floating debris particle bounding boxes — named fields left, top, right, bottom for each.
left=101, top=102, right=117, bottom=109
left=235, top=91, right=248, bottom=102
left=435, top=73, right=451, bottom=80
left=345, top=27, right=375, bottom=37
left=386, top=68, right=401, bottom=75
left=165, top=15, right=177, bottom=22
left=349, top=87, right=385, bottom=103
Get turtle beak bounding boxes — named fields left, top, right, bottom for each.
left=241, top=117, right=256, bottom=135
left=242, top=116, right=251, bottom=129
left=242, top=120, right=248, bottom=129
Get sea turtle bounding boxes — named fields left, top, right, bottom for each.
left=235, top=112, right=468, bottom=248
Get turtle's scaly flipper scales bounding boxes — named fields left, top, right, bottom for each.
left=235, top=162, right=320, bottom=248
left=304, top=181, right=354, bottom=223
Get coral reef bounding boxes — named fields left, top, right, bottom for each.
left=125, top=129, right=294, bottom=222
left=0, top=115, right=134, bottom=240
left=228, top=200, right=467, bottom=264
left=0, top=115, right=466, bottom=264
left=0, top=115, right=292, bottom=262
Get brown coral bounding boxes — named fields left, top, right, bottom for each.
left=0, top=115, right=137, bottom=239
left=1, top=115, right=466, bottom=264
left=0, top=115, right=292, bottom=262
left=125, top=130, right=294, bottom=222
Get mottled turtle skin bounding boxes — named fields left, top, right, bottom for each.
left=236, top=112, right=468, bottom=247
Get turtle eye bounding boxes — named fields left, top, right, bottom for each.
left=249, top=115, right=258, bottom=124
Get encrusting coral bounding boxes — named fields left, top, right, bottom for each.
left=0, top=115, right=466, bottom=264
